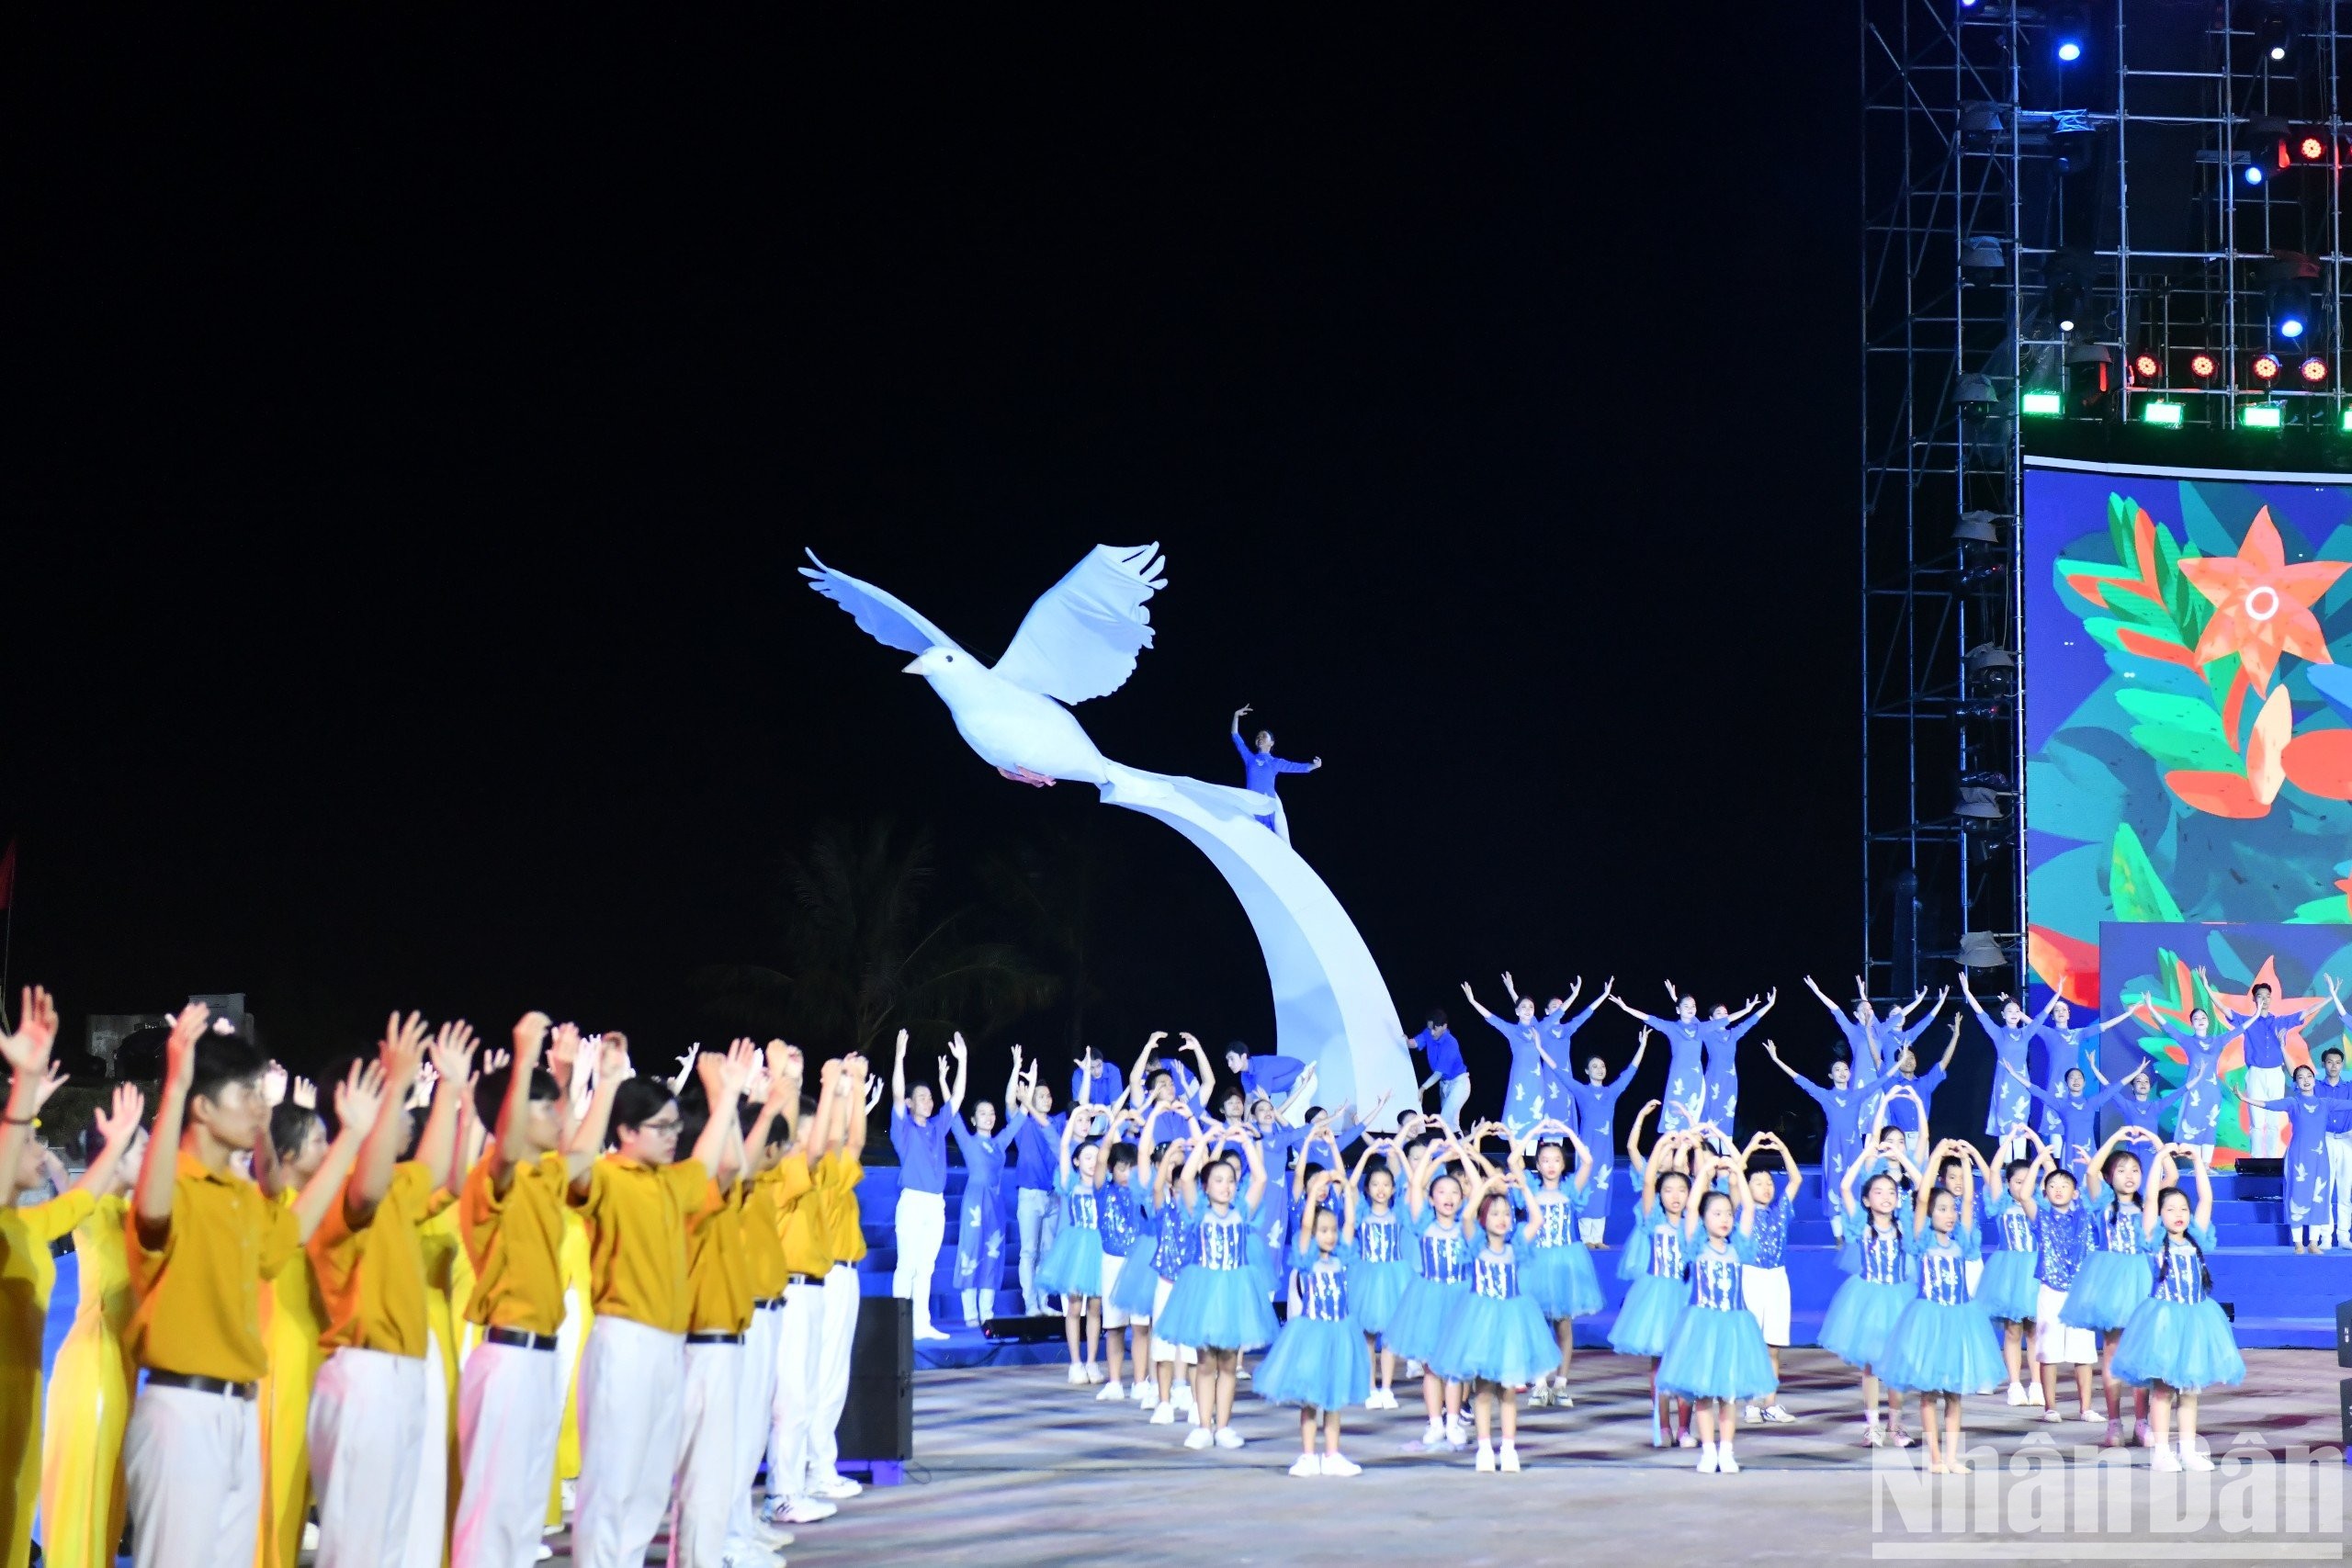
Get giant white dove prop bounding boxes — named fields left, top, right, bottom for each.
left=804, top=543, right=1416, bottom=1123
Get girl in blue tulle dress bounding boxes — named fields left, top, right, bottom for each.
left=1510, top=1121, right=1602, bottom=1408
left=1133, top=1128, right=1201, bottom=1423
left=1343, top=1138, right=1412, bottom=1409
left=1656, top=1146, right=1776, bottom=1476
left=1386, top=1133, right=1479, bottom=1451
left=1431, top=1179, right=1560, bottom=1473
left=1976, top=1129, right=2052, bottom=1405
left=1819, top=1097, right=1920, bottom=1448
left=1035, top=1109, right=1111, bottom=1382
left=1110, top=1115, right=1171, bottom=1402
left=1609, top=1106, right=1698, bottom=1447
left=2064, top=1127, right=2163, bottom=1448
left=1157, top=1130, right=1275, bottom=1451
left=1257, top=1172, right=1372, bottom=1476
left=2113, top=1147, right=2243, bottom=1472
left=1878, top=1141, right=2008, bottom=1474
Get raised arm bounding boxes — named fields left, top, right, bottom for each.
left=415, top=1020, right=480, bottom=1195
left=566, top=1035, right=635, bottom=1189
left=132, top=1001, right=209, bottom=1240
left=890, top=1028, right=910, bottom=1113
left=70, top=1085, right=146, bottom=1200
left=945, top=1033, right=969, bottom=1115
left=345, top=1012, right=430, bottom=1228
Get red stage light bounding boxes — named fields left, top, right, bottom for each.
left=2132, top=352, right=2161, bottom=381
left=2254, top=354, right=2282, bottom=381
left=2301, top=356, right=2328, bottom=383
left=2190, top=353, right=2218, bottom=378
left=2302, top=135, right=2329, bottom=161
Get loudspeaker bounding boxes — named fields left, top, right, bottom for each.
left=2340, top=1378, right=2351, bottom=1450
left=2335, top=1300, right=2351, bottom=1368
left=979, top=1314, right=1063, bottom=1343
left=837, top=1295, right=912, bottom=1461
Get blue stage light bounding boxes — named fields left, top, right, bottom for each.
left=2245, top=161, right=2267, bottom=186
left=2056, top=38, right=2082, bottom=62
left=2281, top=316, right=2307, bottom=340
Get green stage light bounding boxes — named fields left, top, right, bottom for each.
left=2142, top=400, right=2184, bottom=427
left=2020, top=389, right=2064, bottom=416
left=2242, top=404, right=2285, bottom=430
left=2342, top=407, right=2352, bottom=433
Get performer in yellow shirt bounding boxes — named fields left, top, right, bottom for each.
left=256, top=1087, right=335, bottom=1568
left=808, top=1051, right=881, bottom=1501
left=10, top=1066, right=144, bottom=1568
left=724, top=1043, right=803, bottom=1562
left=762, top=1055, right=859, bottom=1530
left=39, top=1111, right=149, bottom=1568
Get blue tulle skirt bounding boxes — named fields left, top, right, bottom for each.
left=1431, top=1291, right=1559, bottom=1389
left=2059, top=1251, right=2154, bottom=1333
left=1522, top=1243, right=1605, bottom=1322
left=1109, top=1245, right=1161, bottom=1319
left=1156, top=1264, right=1278, bottom=1352
left=1817, top=1276, right=1912, bottom=1371
left=1974, top=1251, right=2040, bottom=1324
left=1606, top=1274, right=1688, bottom=1359
left=1383, top=1274, right=1469, bottom=1365
left=1351, top=1257, right=1414, bottom=1337
left=1035, top=1224, right=1104, bottom=1299
left=1246, top=1228, right=1276, bottom=1297
left=1878, top=1297, right=2007, bottom=1394
left=1255, top=1314, right=1372, bottom=1411
left=2113, top=1296, right=2246, bottom=1392
left=1657, top=1304, right=1777, bottom=1402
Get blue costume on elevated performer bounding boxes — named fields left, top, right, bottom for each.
left=2146, top=1018, right=2236, bottom=1151
left=1231, top=727, right=1317, bottom=834
left=1469, top=1005, right=1557, bottom=1135
left=2018, top=1072, right=2133, bottom=1181
left=1962, top=990, right=2054, bottom=1142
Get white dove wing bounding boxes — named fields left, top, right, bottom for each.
left=989, top=543, right=1166, bottom=704
left=801, top=549, right=967, bottom=657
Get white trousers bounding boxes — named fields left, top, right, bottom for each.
left=309, top=1346, right=428, bottom=1568
left=666, top=1339, right=741, bottom=1568
left=1438, top=1074, right=1472, bottom=1130
left=892, top=1190, right=946, bottom=1336
left=808, top=1265, right=859, bottom=1483
left=764, top=1283, right=823, bottom=1506
left=1577, top=1216, right=1605, bottom=1246
left=2328, top=1131, right=2352, bottom=1240
left=2245, top=1066, right=2289, bottom=1156
left=401, top=1326, right=450, bottom=1568
left=724, top=1306, right=782, bottom=1556
left=452, top=1338, right=565, bottom=1568
left=125, top=1382, right=263, bottom=1568
left=1016, top=1188, right=1061, bottom=1314
left=574, top=1315, right=684, bottom=1568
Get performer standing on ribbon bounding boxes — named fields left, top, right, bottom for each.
left=1229, top=705, right=1321, bottom=842
left=2225, top=976, right=2341, bottom=1159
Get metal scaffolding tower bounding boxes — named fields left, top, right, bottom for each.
left=1859, top=0, right=2349, bottom=998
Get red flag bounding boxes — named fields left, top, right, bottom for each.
left=0, top=840, right=16, bottom=911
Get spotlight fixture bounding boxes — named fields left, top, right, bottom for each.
left=2246, top=118, right=2290, bottom=186
left=1956, top=931, right=2011, bottom=969
left=1953, top=511, right=2004, bottom=545
left=2243, top=404, right=2286, bottom=430
left=2021, top=389, right=2065, bottom=416
left=2301, top=356, right=2329, bottom=383
left=2267, top=252, right=2321, bottom=344
left=1956, top=374, right=1998, bottom=412
left=1961, top=236, right=2006, bottom=274
left=2301, top=134, right=2329, bottom=162
left=2051, top=0, right=2089, bottom=62
left=2254, top=353, right=2282, bottom=381
left=2189, top=352, right=2219, bottom=379
left=2256, top=2, right=2296, bottom=62
left=2131, top=350, right=2162, bottom=383
left=2143, top=400, right=2186, bottom=426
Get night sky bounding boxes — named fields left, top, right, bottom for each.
left=7, top=15, right=1864, bottom=1142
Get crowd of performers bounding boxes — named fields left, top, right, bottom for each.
left=0, top=987, right=881, bottom=1568
left=883, top=975, right=2352, bottom=1479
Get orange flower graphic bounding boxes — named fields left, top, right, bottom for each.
left=2177, top=506, right=2348, bottom=694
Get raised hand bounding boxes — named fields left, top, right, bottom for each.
left=335, top=1058, right=390, bottom=1142
left=547, top=1022, right=581, bottom=1079
left=3, top=986, right=62, bottom=1072
left=264, top=1061, right=288, bottom=1107
left=379, top=1011, right=431, bottom=1092
left=159, top=1001, right=212, bottom=1088
left=291, top=1076, right=316, bottom=1110
left=595, top=1032, right=633, bottom=1088
left=948, top=1032, right=967, bottom=1063
left=428, top=1020, right=480, bottom=1089
left=30, top=1060, right=69, bottom=1111
left=96, top=1082, right=146, bottom=1147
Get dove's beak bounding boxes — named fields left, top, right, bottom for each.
left=901, top=659, right=924, bottom=675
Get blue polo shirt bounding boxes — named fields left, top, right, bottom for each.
left=1414, top=1026, right=1467, bottom=1080
left=890, top=1105, right=951, bottom=1194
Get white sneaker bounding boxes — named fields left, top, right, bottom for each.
left=536, top=1548, right=552, bottom=1563
left=1067, top=1363, right=1088, bottom=1385
left=1320, top=1452, right=1362, bottom=1477
left=810, top=1474, right=862, bottom=1500
left=1677, top=1430, right=1698, bottom=1450
left=1419, top=1421, right=1448, bottom=1451
left=2151, top=1447, right=2183, bottom=1472
left=1183, top=1427, right=1214, bottom=1450
left=1697, top=1441, right=1720, bottom=1474
left=1718, top=1445, right=1740, bottom=1474
left=1214, top=1427, right=1245, bottom=1450
left=771, top=1496, right=837, bottom=1525
left=2182, top=1443, right=2214, bottom=1472
left=1150, top=1401, right=1176, bottom=1424
left=1172, top=1386, right=1197, bottom=1416
left=2039, top=1407, right=2063, bottom=1424
left=2025, top=1381, right=2046, bottom=1407
left=2005, top=1382, right=2028, bottom=1406
left=1404, top=1359, right=1424, bottom=1377
left=1135, top=1379, right=1155, bottom=1404
left=1743, top=1404, right=1761, bottom=1424
left=1288, top=1452, right=1321, bottom=1476
left=1443, top=1417, right=1470, bottom=1450
left=1498, top=1443, right=1521, bottom=1473
left=302, top=1523, right=321, bottom=1551
left=1084, top=1362, right=1105, bottom=1384
left=1475, top=1442, right=1497, bottom=1472
left=1096, top=1379, right=1124, bottom=1402
left=1761, top=1404, right=1796, bottom=1425
left=914, top=1326, right=951, bottom=1341
left=1525, top=1383, right=1552, bottom=1408
left=2133, top=1418, right=2154, bottom=1448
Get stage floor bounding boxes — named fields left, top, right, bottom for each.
left=538, top=1347, right=2345, bottom=1565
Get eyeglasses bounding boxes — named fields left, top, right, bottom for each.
left=639, top=1117, right=683, bottom=1135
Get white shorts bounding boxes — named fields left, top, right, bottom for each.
left=1148, top=1276, right=1197, bottom=1365
left=1101, top=1255, right=1131, bottom=1327
left=2035, top=1286, right=2098, bottom=1363
left=1964, top=1258, right=1984, bottom=1297
left=1741, top=1265, right=1791, bottom=1348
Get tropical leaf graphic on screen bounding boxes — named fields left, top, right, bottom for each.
left=2054, top=493, right=2352, bottom=819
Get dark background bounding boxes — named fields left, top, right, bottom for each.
left=5, top=13, right=1863, bottom=1145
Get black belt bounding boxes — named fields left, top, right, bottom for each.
left=685, top=1330, right=746, bottom=1345
left=146, top=1370, right=258, bottom=1401
left=754, top=1296, right=785, bottom=1310
left=486, top=1326, right=559, bottom=1352
left=786, top=1272, right=820, bottom=1286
